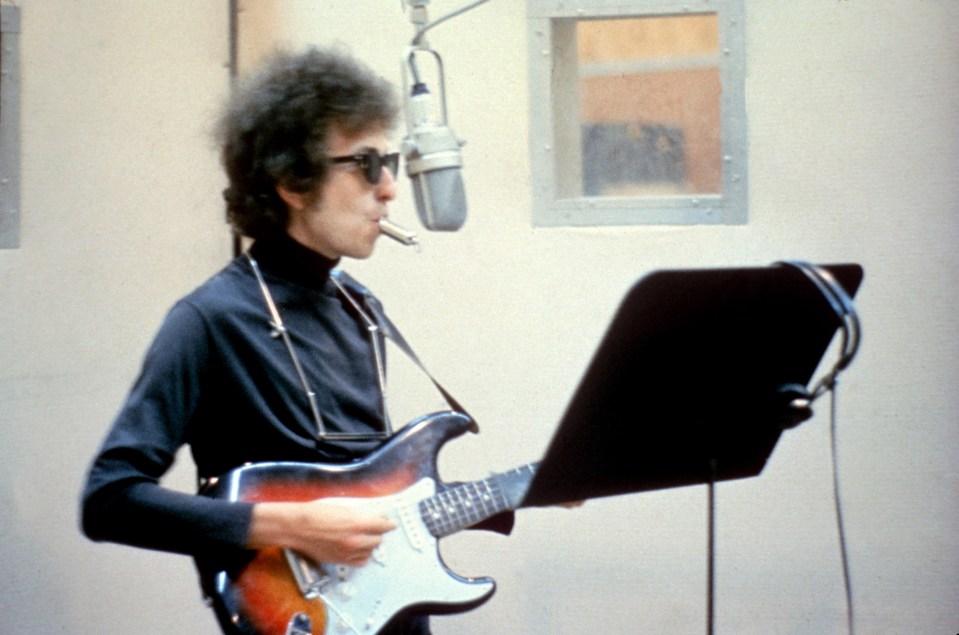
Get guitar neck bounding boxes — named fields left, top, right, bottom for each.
left=419, top=463, right=539, bottom=538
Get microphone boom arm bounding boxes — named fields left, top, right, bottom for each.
left=404, top=0, right=492, bottom=48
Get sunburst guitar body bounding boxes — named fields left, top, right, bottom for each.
left=198, top=411, right=536, bottom=635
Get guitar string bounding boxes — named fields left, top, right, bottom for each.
left=420, top=474, right=516, bottom=537
left=420, top=463, right=542, bottom=536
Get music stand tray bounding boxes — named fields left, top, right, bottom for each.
left=521, top=263, right=863, bottom=508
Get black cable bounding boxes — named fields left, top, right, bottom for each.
left=777, top=261, right=861, bottom=401
left=829, top=383, right=856, bottom=635
left=776, top=261, right=860, bottom=634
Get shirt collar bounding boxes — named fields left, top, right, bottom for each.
left=248, top=231, right=340, bottom=291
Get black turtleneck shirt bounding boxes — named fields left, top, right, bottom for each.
left=82, top=232, right=395, bottom=556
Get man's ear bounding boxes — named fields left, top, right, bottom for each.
left=275, top=184, right=307, bottom=212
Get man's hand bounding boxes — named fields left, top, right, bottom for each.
left=248, top=499, right=397, bottom=567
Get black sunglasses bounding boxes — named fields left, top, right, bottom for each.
left=328, top=150, right=400, bottom=185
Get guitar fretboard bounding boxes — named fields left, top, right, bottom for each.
left=419, top=464, right=538, bottom=538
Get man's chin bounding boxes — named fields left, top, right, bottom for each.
left=344, top=244, right=377, bottom=261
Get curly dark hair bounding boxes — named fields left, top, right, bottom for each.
left=216, top=47, right=399, bottom=239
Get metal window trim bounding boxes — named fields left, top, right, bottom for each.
left=0, top=4, right=21, bottom=248
left=527, top=0, right=747, bottom=227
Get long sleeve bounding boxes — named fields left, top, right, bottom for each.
left=81, top=299, right=253, bottom=555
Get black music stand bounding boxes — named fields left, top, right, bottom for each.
left=521, top=262, right=863, bottom=508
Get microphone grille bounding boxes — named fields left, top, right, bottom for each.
left=412, top=167, right=467, bottom=231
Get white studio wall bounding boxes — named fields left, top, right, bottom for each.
left=0, top=1, right=955, bottom=633
left=0, top=1, right=232, bottom=633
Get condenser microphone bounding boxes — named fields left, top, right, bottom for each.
left=400, top=80, right=467, bottom=231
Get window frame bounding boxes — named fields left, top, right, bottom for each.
left=0, top=5, right=21, bottom=248
left=527, top=0, right=747, bottom=227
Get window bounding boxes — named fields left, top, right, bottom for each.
left=0, top=5, right=20, bottom=248
left=527, top=0, right=746, bottom=226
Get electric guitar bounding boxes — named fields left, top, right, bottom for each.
left=199, top=411, right=538, bottom=635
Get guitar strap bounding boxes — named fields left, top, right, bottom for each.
left=332, top=269, right=480, bottom=434
left=246, top=251, right=478, bottom=441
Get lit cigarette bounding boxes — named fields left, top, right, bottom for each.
left=379, top=219, right=419, bottom=248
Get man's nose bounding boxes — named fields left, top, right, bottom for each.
left=375, top=166, right=398, bottom=202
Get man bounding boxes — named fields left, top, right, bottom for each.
left=81, top=47, right=469, bottom=635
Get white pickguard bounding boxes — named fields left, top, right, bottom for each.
left=307, top=478, right=494, bottom=635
